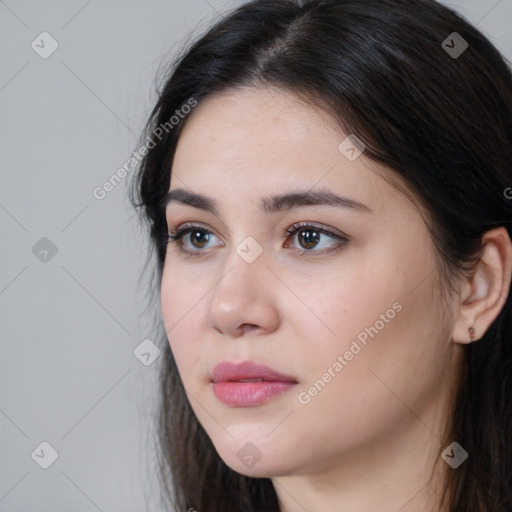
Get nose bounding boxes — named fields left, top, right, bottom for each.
left=206, top=247, right=280, bottom=338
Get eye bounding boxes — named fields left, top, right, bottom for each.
left=283, top=222, right=348, bottom=253
left=166, top=223, right=223, bottom=256
left=165, top=221, right=348, bottom=258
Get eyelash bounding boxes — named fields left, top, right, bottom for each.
left=164, top=221, right=348, bottom=258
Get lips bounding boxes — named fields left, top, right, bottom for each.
left=211, top=361, right=297, bottom=383
left=211, top=361, right=297, bottom=407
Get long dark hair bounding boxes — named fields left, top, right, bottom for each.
left=129, top=0, right=512, bottom=510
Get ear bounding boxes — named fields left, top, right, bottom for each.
left=452, top=227, right=512, bottom=344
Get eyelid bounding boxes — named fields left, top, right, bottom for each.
left=168, top=221, right=218, bottom=238
left=168, top=221, right=348, bottom=240
left=283, top=221, right=349, bottom=241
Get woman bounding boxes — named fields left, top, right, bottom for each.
left=130, top=0, right=512, bottom=510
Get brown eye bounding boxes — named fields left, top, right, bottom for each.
left=166, top=224, right=223, bottom=255
left=189, top=230, right=210, bottom=248
left=297, top=229, right=321, bottom=249
left=284, top=222, right=348, bottom=254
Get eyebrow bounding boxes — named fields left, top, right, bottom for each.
left=162, top=188, right=373, bottom=216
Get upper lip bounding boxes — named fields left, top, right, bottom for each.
left=211, top=361, right=297, bottom=383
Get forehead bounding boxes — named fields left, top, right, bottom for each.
left=176, top=87, right=340, bottom=159
left=169, top=87, right=403, bottom=218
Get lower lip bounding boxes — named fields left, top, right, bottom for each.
left=212, top=381, right=296, bottom=406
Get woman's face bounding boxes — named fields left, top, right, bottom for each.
left=161, top=87, right=461, bottom=478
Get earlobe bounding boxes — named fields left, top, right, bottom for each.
left=451, top=227, right=512, bottom=345
left=452, top=321, right=478, bottom=345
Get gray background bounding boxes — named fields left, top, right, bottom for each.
left=1, top=1, right=511, bottom=511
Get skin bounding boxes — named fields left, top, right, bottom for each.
left=160, top=86, right=512, bottom=512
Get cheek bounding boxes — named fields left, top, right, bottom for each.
left=291, top=246, right=445, bottom=400
left=160, top=262, right=209, bottom=379
left=288, top=285, right=447, bottom=459
left=160, top=256, right=209, bottom=328
left=290, top=258, right=396, bottom=364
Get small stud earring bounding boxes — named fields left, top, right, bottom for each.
left=469, top=326, right=475, bottom=340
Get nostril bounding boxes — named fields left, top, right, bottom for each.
left=240, top=323, right=260, bottom=333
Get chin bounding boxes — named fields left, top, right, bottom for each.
left=213, top=438, right=298, bottom=478
left=223, top=454, right=294, bottom=478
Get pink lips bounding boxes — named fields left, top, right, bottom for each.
left=211, top=361, right=297, bottom=407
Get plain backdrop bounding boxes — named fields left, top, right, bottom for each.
left=1, top=1, right=511, bottom=511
